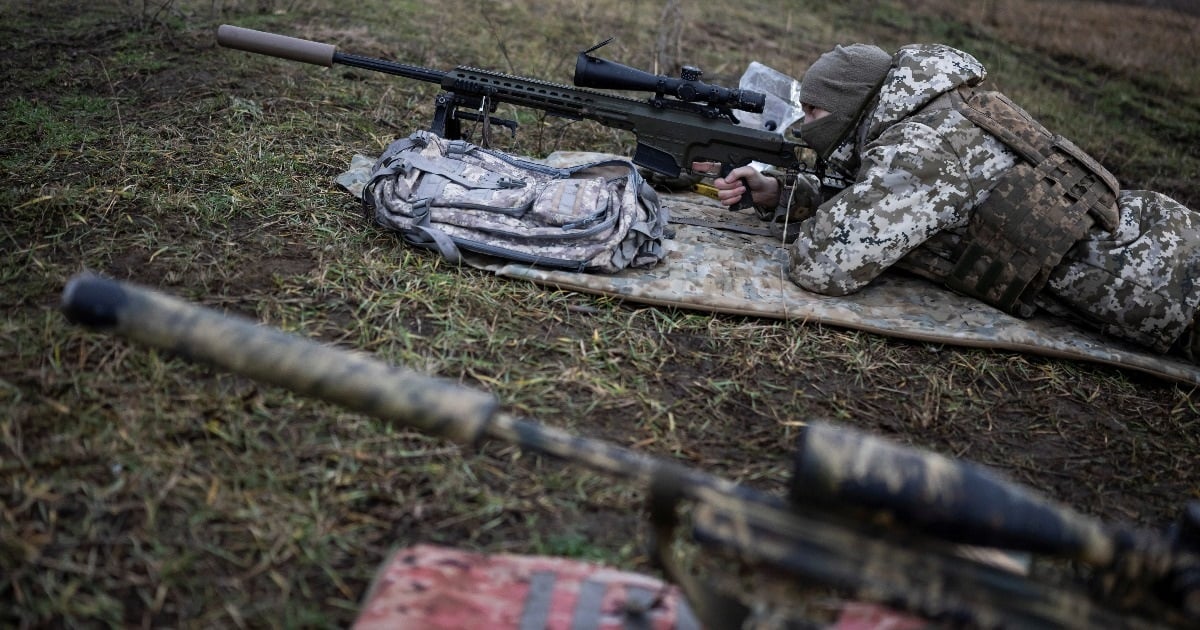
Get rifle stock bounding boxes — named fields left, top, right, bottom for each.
left=61, top=274, right=1199, bottom=628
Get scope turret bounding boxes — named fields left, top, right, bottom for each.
left=574, top=41, right=765, bottom=114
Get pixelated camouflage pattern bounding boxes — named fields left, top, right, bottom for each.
left=939, top=88, right=1120, bottom=317
left=507, top=193, right=1200, bottom=386
left=953, top=89, right=1121, bottom=228
left=363, top=130, right=667, bottom=273
left=788, top=44, right=1200, bottom=352
left=339, top=153, right=1200, bottom=385
left=1044, top=191, right=1200, bottom=351
left=941, top=159, right=1097, bottom=317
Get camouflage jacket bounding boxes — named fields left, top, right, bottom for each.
left=787, top=44, right=1200, bottom=351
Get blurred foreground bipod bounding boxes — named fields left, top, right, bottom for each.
left=61, top=273, right=1200, bottom=629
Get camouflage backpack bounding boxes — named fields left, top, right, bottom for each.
left=362, top=130, right=668, bottom=273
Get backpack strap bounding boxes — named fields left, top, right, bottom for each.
left=399, top=198, right=464, bottom=264
left=401, top=152, right=529, bottom=191
left=368, top=133, right=530, bottom=208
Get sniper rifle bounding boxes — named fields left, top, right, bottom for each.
left=215, top=24, right=819, bottom=212
left=61, top=274, right=1200, bottom=629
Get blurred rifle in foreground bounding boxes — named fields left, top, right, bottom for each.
left=62, top=274, right=1200, bottom=628
left=215, top=24, right=822, bottom=211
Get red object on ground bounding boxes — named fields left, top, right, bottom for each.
left=353, top=544, right=698, bottom=629
left=833, top=602, right=929, bottom=630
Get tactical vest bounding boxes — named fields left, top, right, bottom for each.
left=916, top=88, right=1121, bottom=318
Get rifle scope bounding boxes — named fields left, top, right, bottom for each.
left=575, top=42, right=765, bottom=114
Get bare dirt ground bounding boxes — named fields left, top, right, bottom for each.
left=3, top=0, right=1200, bottom=626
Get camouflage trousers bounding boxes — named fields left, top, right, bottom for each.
left=1044, top=190, right=1200, bottom=354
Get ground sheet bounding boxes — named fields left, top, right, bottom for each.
left=339, top=153, right=1200, bottom=386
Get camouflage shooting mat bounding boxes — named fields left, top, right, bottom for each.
left=338, top=153, right=1200, bottom=386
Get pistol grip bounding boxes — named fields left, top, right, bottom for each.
left=718, top=163, right=755, bottom=211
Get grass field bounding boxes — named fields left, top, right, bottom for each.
left=3, top=0, right=1200, bottom=626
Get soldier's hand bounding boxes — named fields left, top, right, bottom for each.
left=691, top=160, right=782, bottom=207
left=691, top=162, right=781, bottom=208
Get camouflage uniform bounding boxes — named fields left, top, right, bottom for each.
left=785, top=45, right=1200, bottom=353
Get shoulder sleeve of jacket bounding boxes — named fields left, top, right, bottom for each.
left=787, top=121, right=974, bottom=295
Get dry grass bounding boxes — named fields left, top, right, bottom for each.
left=913, top=0, right=1200, bottom=92
left=3, top=0, right=1200, bottom=627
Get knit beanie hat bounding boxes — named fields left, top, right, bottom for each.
left=799, top=44, right=893, bottom=158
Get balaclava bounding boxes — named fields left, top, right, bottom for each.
left=799, top=44, right=893, bottom=159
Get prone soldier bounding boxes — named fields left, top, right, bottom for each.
left=704, top=43, right=1200, bottom=359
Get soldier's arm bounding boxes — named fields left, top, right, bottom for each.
left=787, top=123, right=973, bottom=295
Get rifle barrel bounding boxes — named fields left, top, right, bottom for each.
left=334, top=52, right=445, bottom=83
left=59, top=274, right=762, bottom=505
left=215, top=24, right=805, bottom=178
left=61, top=273, right=496, bottom=444
left=217, top=25, right=445, bottom=84
left=217, top=25, right=336, bottom=67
